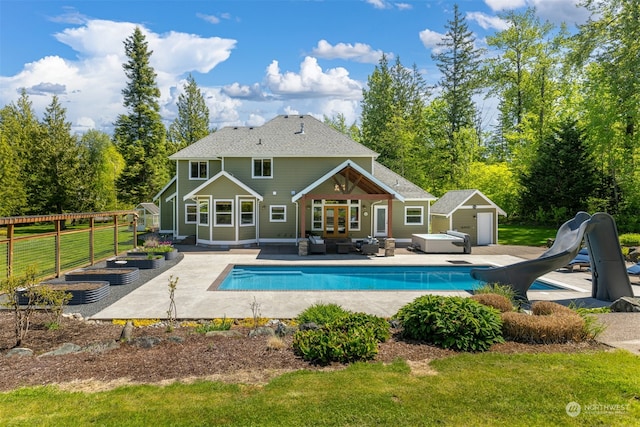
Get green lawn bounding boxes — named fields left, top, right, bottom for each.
left=1, top=351, right=638, bottom=426
left=499, top=224, right=557, bottom=247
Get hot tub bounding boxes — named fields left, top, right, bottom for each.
left=411, top=231, right=471, bottom=254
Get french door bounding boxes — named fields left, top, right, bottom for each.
left=324, top=206, right=348, bottom=238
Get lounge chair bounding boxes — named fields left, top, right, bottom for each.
left=564, top=248, right=590, bottom=272
left=628, top=262, right=640, bottom=282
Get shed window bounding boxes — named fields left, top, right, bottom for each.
left=404, top=206, right=424, bottom=225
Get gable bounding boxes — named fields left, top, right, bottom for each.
left=183, top=171, right=263, bottom=201
left=431, top=189, right=506, bottom=217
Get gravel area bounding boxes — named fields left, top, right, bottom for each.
left=61, top=252, right=185, bottom=319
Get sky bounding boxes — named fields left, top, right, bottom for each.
left=0, top=0, right=591, bottom=134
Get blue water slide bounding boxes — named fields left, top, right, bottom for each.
left=470, top=212, right=633, bottom=302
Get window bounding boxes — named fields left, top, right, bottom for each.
left=240, top=200, right=255, bottom=226
left=214, top=200, right=233, bottom=226
left=185, top=204, right=197, bottom=224
left=349, top=200, right=360, bottom=231
left=198, top=201, right=209, bottom=225
left=190, top=161, right=208, bottom=179
left=405, top=206, right=424, bottom=225
left=252, top=158, right=272, bottom=178
left=270, top=205, right=286, bottom=222
left=312, top=200, right=322, bottom=231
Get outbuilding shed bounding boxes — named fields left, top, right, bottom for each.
left=135, top=202, right=160, bottom=232
left=430, top=189, right=506, bottom=246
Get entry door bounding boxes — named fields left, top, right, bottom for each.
left=477, top=212, right=494, bottom=245
left=373, top=205, right=388, bottom=237
left=324, top=206, right=348, bottom=238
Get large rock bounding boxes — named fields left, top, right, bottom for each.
left=609, top=297, right=640, bottom=312
left=41, top=343, right=82, bottom=357
left=5, top=348, right=33, bottom=358
left=130, top=336, right=163, bottom=348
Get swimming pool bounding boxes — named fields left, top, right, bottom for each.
left=216, top=265, right=562, bottom=291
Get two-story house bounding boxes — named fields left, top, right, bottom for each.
left=154, top=114, right=436, bottom=246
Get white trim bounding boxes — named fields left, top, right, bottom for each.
left=214, top=199, right=234, bottom=227
left=269, top=205, right=287, bottom=222
left=438, top=190, right=507, bottom=217
left=238, top=199, right=255, bottom=227
left=183, top=171, right=264, bottom=201
left=291, top=160, right=405, bottom=203
left=257, top=238, right=298, bottom=244
left=185, top=203, right=198, bottom=224
left=251, top=157, right=273, bottom=179
left=195, top=238, right=259, bottom=246
left=404, top=206, right=424, bottom=226
left=164, top=192, right=176, bottom=203
left=198, top=199, right=210, bottom=226
left=189, top=160, right=209, bottom=180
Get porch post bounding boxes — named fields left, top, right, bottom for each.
left=299, top=194, right=306, bottom=240
left=387, top=196, right=393, bottom=238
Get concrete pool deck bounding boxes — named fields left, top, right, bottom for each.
left=89, top=244, right=640, bottom=321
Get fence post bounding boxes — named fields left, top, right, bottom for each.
left=114, top=215, right=119, bottom=255
left=89, top=217, right=95, bottom=265
left=133, top=215, right=138, bottom=248
left=55, top=220, right=61, bottom=278
left=7, top=224, right=14, bottom=278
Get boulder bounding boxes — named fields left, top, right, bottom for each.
left=249, top=326, right=275, bottom=338
left=205, top=330, right=243, bottom=338
left=5, top=348, right=33, bottom=358
left=609, top=297, right=640, bottom=313
left=41, top=343, right=82, bottom=357
left=130, top=336, right=163, bottom=348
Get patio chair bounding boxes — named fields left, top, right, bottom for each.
left=564, top=248, right=590, bottom=272
left=308, top=235, right=326, bottom=254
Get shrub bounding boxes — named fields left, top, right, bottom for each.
left=531, top=301, right=574, bottom=316
left=394, top=295, right=504, bottom=352
left=473, top=283, right=517, bottom=303
left=619, top=233, right=640, bottom=246
left=292, top=312, right=387, bottom=365
left=471, top=293, right=513, bottom=313
left=501, top=311, right=585, bottom=344
left=195, top=318, right=233, bottom=333
left=296, top=302, right=349, bottom=326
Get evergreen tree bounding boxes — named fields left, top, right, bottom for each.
left=432, top=4, right=483, bottom=143
left=36, top=95, right=82, bottom=214
left=0, top=91, right=38, bottom=216
left=518, top=118, right=596, bottom=223
left=168, top=74, right=212, bottom=150
left=114, top=27, right=169, bottom=206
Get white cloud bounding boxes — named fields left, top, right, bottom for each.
left=264, top=57, right=363, bottom=99
left=196, top=13, right=220, bottom=24
left=311, top=40, right=386, bottom=64
left=395, top=3, right=413, bottom=11
left=484, top=0, right=526, bottom=11
left=467, top=12, right=510, bottom=30
left=366, top=0, right=389, bottom=9
left=419, top=29, right=445, bottom=54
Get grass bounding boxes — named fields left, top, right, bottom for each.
left=499, top=224, right=557, bottom=247
left=1, top=351, right=638, bottom=426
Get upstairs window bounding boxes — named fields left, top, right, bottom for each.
left=190, top=161, right=208, bottom=180
left=252, top=158, right=272, bottom=178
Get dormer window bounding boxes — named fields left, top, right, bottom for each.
left=252, top=158, right=272, bottom=179
left=190, top=161, right=208, bottom=180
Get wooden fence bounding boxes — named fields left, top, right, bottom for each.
left=0, top=211, right=138, bottom=280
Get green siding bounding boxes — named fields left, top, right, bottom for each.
left=464, top=193, right=489, bottom=207
left=431, top=216, right=450, bottom=234
left=392, top=201, right=430, bottom=237
left=158, top=180, right=176, bottom=232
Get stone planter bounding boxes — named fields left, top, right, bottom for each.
left=17, top=281, right=110, bottom=305
left=107, top=256, right=165, bottom=269
left=65, top=268, right=139, bottom=286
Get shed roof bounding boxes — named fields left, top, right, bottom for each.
left=431, top=189, right=506, bottom=217
left=169, top=115, right=378, bottom=160
left=136, top=203, right=160, bottom=215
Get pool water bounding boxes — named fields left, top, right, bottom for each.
left=217, top=265, right=562, bottom=291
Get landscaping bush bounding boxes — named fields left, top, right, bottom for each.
left=473, top=283, right=517, bottom=304
left=531, top=301, right=574, bottom=316
left=501, top=311, right=585, bottom=344
left=470, top=293, right=513, bottom=313
left=394, top=295, right=504, bottom=352
left=296, top=302, right=349, bottom=326
left=619, top=233, right=640, bottom=246
left=292, top=312, right=386, bottom=365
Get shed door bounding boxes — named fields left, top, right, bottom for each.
left=477, top=212, right=494, bottom=245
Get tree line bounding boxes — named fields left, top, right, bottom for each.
left=1, top=2, right=638, bottom=232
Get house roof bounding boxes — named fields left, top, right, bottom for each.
left=153, top=176, right=176, bottom=201
left=183, top=171, right=264, bottom=201
left=169, top=115, right=378, bottom=160
left=431, top=189, right=506, bottom=217
left=136, top=203, right=160, bottom=215
left=372, top=162, right=436, bottom=201
left=292, top=160, right=407, bottom=202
